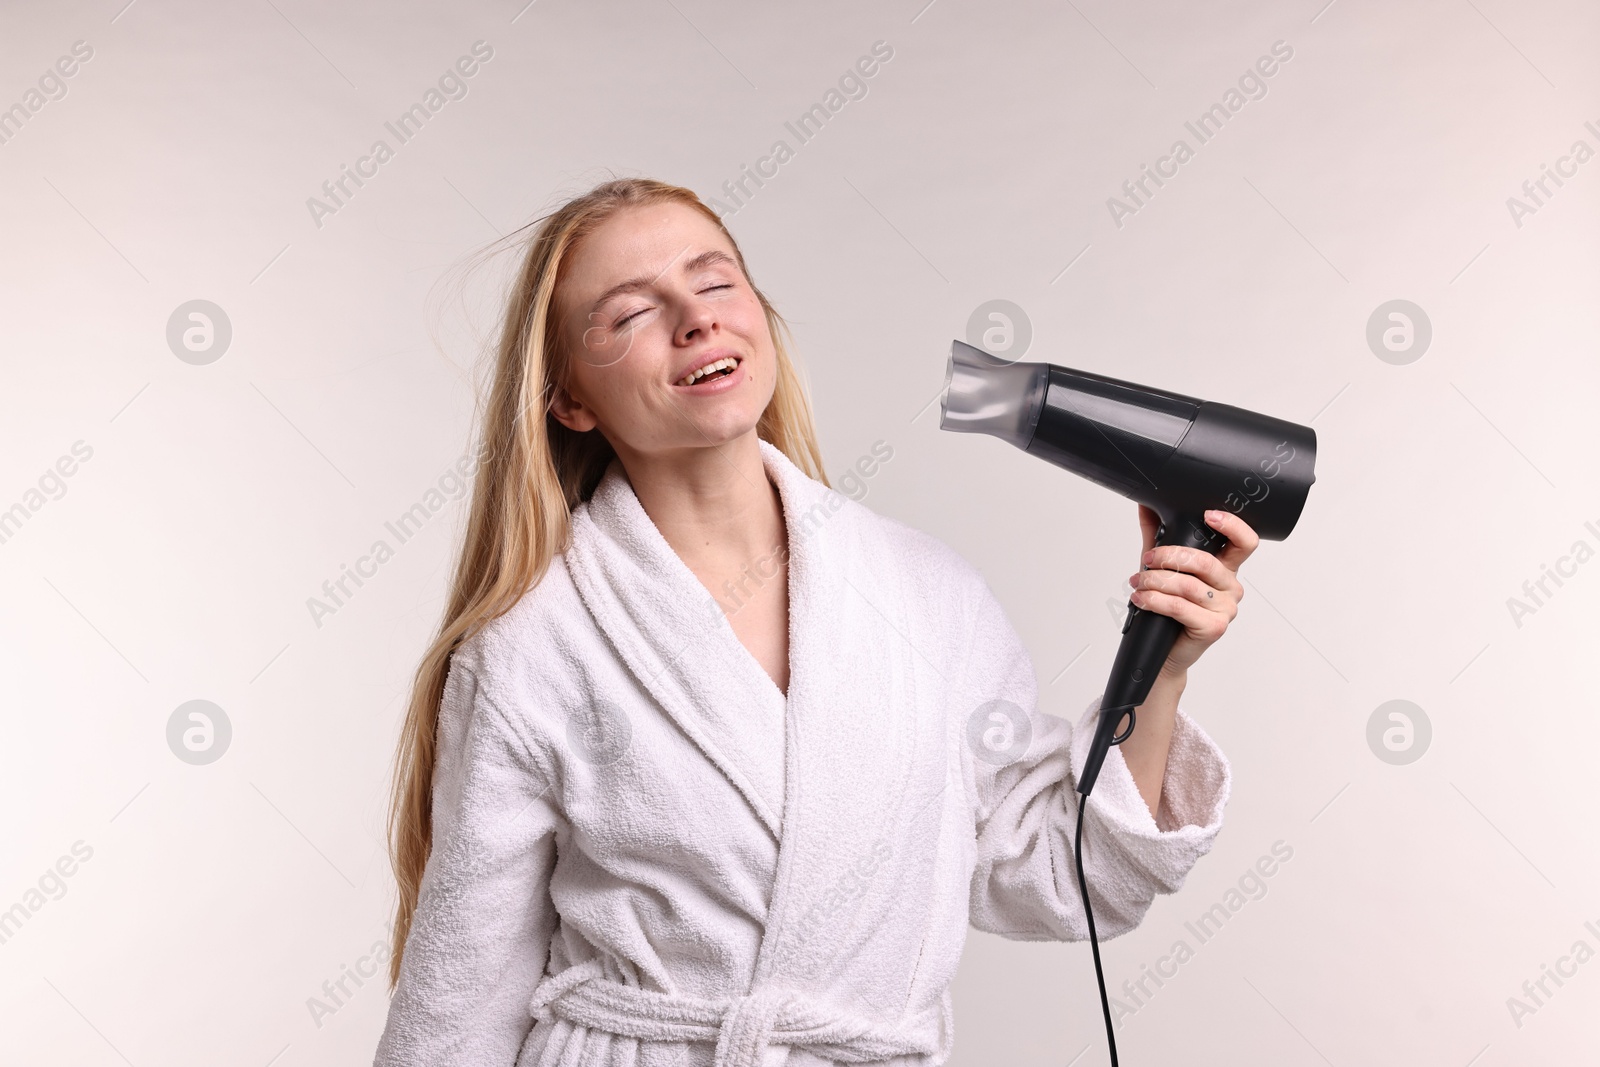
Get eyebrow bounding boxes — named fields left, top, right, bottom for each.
left=588, top=248, right=738, bottom=315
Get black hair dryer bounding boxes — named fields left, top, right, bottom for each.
left=939, top=339, right=1317, bottom=798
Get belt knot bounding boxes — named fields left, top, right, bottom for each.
left=712, top=984, right=791, bottom=1067
left=528, top=959, right=944, bottom=1067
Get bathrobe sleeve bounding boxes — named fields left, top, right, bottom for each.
left=373, top=646, right=563, bottom=1067
left=959, top=572, right=1232, bottom=943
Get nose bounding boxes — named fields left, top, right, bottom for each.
left=675, top=290, right=719, bottom=346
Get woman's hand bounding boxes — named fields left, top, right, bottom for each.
left=1127, top=505, right=1260, bottom=680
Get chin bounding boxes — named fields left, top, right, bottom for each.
left=696, top=408, right=766, bottom=444
left=700, top=420, right=763, bottom=446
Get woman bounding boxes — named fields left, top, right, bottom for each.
left=373, top=177, right=1246, bottom=1067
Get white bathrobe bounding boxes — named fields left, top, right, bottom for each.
left=372, top=438, right=1231, bottom=1067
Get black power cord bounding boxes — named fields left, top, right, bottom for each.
left=1074, top=705, right=1137, bottom=1067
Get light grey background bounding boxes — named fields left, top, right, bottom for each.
left=2, top=0, right=1597, bottom=1063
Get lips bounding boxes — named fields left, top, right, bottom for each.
left=674, top=352, right=742, bottom=387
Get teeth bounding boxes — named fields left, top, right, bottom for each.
left=677, top=357, right=737, bottom=386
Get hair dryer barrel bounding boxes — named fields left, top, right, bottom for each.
left=940, top=339, right=1316, bottom=541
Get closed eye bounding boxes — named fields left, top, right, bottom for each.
left=617, top=284, right=733, bottom=327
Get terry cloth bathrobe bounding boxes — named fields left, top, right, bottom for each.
left=373, top=438, right=1231, bottom=1067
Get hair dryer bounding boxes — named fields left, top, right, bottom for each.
left=939, top=339, right=1317, bottom=798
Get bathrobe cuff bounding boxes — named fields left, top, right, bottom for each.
left=1069, top=693, right=1231, bottom=844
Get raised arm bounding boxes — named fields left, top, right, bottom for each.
left=958, top=570, right=1232, bottom=943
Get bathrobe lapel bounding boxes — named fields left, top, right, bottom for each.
left=564, top=449, right=792, bottom=838
left=566, top=439, right=943, bottom=1003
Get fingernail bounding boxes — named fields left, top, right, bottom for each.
left=1142, top=551, right=1154, bottom=565
left=1205, top=511, right=1222, bottom=525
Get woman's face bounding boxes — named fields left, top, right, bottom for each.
left=550, top=201, right=778, bottom=461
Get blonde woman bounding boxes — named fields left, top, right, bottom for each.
left=373, top=177, right=1244, bottom=1067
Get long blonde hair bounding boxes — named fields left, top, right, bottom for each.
left=383, top=176, right=830, bottom=986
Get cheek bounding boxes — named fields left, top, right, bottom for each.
left=572, top=319, right=646, bottom=374
left=731, top=294, right=771, bottom=344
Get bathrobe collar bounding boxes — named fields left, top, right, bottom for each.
left=565, top=437, right=937, bottom=992
left=566, top=438, right=822, bottom=839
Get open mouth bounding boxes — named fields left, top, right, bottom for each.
left=675, top=357, right=741, bottom=387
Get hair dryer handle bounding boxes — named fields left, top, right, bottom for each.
left=1076, top=516, right=1227, bottom=798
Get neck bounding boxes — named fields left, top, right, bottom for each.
left=614, top=432, right=786, bottom=577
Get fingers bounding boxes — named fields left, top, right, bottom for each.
left=1140, top=543, right=1245, bottom=604
left=1127, top=509, right=1255, bottom=658
left=1128, top=583, right=1232, bottom=640
left=1130, top=568, right=1238, bottom=623
left=1203, top=509, right=1260, bottom=571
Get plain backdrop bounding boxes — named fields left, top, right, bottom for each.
left=2, top=0, right=1597, bottom=1064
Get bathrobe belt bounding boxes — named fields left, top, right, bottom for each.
left=528, top=958, right=946, bottom=1066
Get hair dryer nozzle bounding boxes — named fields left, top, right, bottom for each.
left=939, top=340, right=1049, bottom=451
